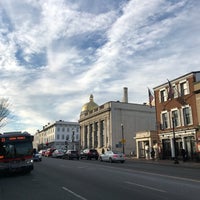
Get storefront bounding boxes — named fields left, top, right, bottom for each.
left=160, top=129, right=197, bottom=160
left=135, top=131, right=158, bottom=159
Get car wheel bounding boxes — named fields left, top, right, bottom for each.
left=100, top=157, right=103, bottom=162
left=120, top=160, right=125, bottom=163
left=109, top=158, right=113, bottom=163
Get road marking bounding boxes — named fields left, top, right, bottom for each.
left=62, top=186, right=87, bottom=200
left=125, top=181, right=167, bottom=193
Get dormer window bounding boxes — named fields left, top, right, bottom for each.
left=180, top=81, right=189, bottom=96
left=160, top=89, right=167, bottom=102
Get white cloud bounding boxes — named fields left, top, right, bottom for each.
left=0, top=0, right=200, bottom=134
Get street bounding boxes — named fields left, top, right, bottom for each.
left=0, top=157, right=200, bottom=200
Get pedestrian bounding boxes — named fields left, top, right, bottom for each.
left=102, top=148, right=105, bottom=154
left=151, top=148, right=155, bottom=160
left=181, top=148, right=186, bottom=162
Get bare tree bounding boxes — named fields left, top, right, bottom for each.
left=0, top=98, right=10, bottom=128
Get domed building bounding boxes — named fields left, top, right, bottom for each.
left=81, top=94, right=99, bottom=114
left=79, top=88, right=156, bottom=156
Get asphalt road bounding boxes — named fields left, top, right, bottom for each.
left=0, top=157, right=199, bottom=200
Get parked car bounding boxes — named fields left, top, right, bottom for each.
left=52, top=149, right=65, bottom=158
left=39, top=149, right=46, bottom=156
left=99, top=151, right=125, bottom=163
left=33, top=150, right=42, bottom=162
left=80, top=149, right=99, bottom=160
left=62, top=150, right=79, bottom=160
left=44, top=148, right=56, bottom=157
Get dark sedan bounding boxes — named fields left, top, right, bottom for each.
left=62, top=150, right=79, bottom=160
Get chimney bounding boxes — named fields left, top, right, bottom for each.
left=122, top=87, right=128, bottom=103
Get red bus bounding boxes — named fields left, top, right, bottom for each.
left=0, top=132, right=34, bottom=174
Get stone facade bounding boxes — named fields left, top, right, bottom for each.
left=33, top=120, right=80, bottom=150
left=79, top=100, right=156, bottom=155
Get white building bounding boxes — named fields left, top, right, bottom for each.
left=33, top=120, right=80, bottom=150
left=79, top=88, right=156, bottom=155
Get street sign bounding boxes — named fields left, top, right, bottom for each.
left=121, top=139, right=126, bottom=144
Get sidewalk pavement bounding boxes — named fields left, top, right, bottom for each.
left=128, top=157, right=200, bottom=169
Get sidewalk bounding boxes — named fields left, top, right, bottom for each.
left=128, top=157, right=200, bottom=169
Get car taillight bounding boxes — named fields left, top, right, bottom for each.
left=0, top=155, right=4, bottom=159
left=113, top=154, right=118, bottom=158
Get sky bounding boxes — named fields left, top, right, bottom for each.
left=0, top=0, right=200, bottom=135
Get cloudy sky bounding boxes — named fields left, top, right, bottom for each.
left=0, top=0, right=200, bottom=134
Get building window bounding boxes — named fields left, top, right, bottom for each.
left=89, top=124, right=93, bottom=148
left=66, top=135, right=69, bottom=140
left=172, top=110, right=179, bottom=127
left=160, top=89, right=167, bottom=102
left=62, top=134, right=64, bottom=140
left=84, top=126, right=88, bottom=148
left=57, top=134, right=60, bottom=140
left=161, top=112, right=169, bottom=129
left=100, top=120, right=104, bottom=147
left=94, top=122, right=98, bottom=148
left=180, top=81, right=188, bottom=96
left=183, top=107, right=192, bottom=126
left=57, top=127, right=60, bottom=132
left=172, top=84, right=178, bottom=98
left=76, top=134, right=79, bottom=140
left=62, top=127, right=65, bottom=132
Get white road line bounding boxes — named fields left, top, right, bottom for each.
left=62, top=186, right=87, bottom=200
left=125, top=181, right=167, bottom=193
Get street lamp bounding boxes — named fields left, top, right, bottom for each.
left=172, top=116, right=179, bottom=164
left=121, top=123, right=125, bottom=154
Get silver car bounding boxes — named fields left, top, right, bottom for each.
left=52, top=149, right=65, bottom=158
left=99, top=151, right=125, bottom=163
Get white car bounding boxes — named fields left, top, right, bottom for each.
left=99, top=151, right=125, bottom=163
left=52, top=149, right=65, bottom=158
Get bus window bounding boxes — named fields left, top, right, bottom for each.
left=0, top=142, right=6, bottom=156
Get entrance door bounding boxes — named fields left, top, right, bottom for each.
left=162, top=139, right=171, bottom=159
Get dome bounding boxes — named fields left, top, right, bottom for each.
left=81, top=94, right=99, bottom=113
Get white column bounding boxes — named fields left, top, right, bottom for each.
left=182, top=137, right=186, bottom=149
left=136, top=140, right=139, bottom=159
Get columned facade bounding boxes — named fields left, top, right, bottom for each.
left=80, top=112, right=110, bottom=151
left=79, top=93, right=156, bottom=155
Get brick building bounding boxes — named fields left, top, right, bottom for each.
left=154, top=71, right=200, bottom=160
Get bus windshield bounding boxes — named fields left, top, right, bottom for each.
left=0, top=142, right=33, bottom=159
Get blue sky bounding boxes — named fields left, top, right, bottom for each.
left=0, top=0, right=200, bottom=134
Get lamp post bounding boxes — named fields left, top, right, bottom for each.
left=172, top=116, right=179, bottom=164
left=121, top=123, right=125, bottom=154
